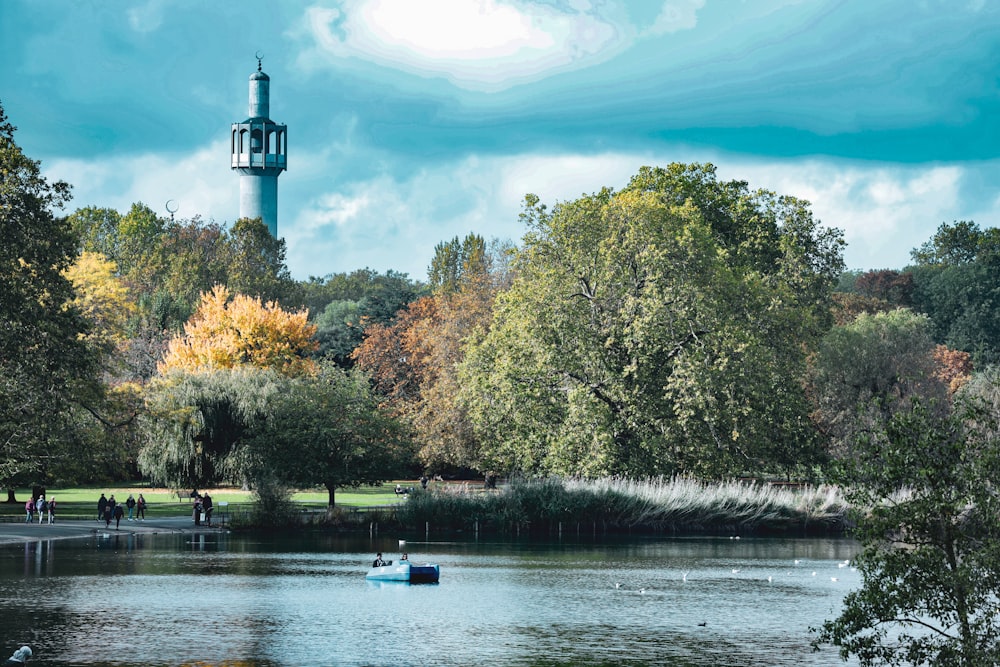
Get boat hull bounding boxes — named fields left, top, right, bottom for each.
left=365, top=561, right=440, bottom=583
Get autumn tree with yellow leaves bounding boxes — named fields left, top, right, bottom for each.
left=158, top=285, right=318, bottom=377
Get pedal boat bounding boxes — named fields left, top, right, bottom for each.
left=366, top=559, right=440, bottom=583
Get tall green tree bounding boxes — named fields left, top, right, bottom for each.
left=461, top=164, right=842, bottom=477
left=226, top=216, right=299, bottom=305
left=806, top=309, right=951, bottom=459
left=0, top=101, right=97, bottom=497
left=817, top=384, right=1000, bottom=666
left=244, top=363, right=409, bottom=506
left=908, top=221, right=1000, bottom=365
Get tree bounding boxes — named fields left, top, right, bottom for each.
left=225, top=216, right=299, bottom=305
left=159, top=285, right=318, bottom=377
left=428, top=233, right=488, bottom=294
left=816, top=388, right=1000, bottom=666
left=806, top=309, right=953, bottom=459
left=140, top=367, right=283, bottom=487
left=314, top=299, right=366, bottom=365
left=908, top=221, right=1000, bottom=366
left=0, top=100, right=97, bottom=498
left=244, top=363, right=409, bottom=506
left=460, top=165, right=842, bottom=477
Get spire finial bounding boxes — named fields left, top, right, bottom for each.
left=255, top=50, right=263, bottom=72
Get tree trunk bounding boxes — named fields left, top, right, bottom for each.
left=6, top=488, right=16, bottom=503
left=326, top=484, right=336, bottom=507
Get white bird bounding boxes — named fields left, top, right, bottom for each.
left=838, top=562, right=848, bottom=568
left=793, top=559, right=801, bottom=565
left=767, top=576, right=773, bottom=583
left=681, top=571, right=688, bottom=582
left=731, top=569, right=741, bottom=574
left=811, top=571, right=817, bottom=576
left=615, top=582, right=621, bottom=589
left=831, top=577, right=839, bottom=582
left=638, top=588, right=646, bottom=594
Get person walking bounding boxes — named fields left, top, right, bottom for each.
left=36, top=497, right=46, bottom=524
left=24, top=498, right=34, bottom=524
left=1, top=645, right=31, bottom=665
left=46, top=496, right=56, bottom=524
left=113, top=503, right=124, bottom=530
left=136, top=493, right=146, bottom=521
left=126, top=494, right=136, bottom=521
left=97, top=493, right=108, bottom=521
left=193, top=494, right=203, bottom=526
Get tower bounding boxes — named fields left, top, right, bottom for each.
left=231, top=58, right=287, bottom=237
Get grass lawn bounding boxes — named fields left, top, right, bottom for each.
left=0, top=483, right=410, bottom=521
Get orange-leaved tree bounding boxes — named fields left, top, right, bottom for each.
left=159, top=285, right=318, bottom=377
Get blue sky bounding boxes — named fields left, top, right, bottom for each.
left=2, top=0, right=998, bottom=281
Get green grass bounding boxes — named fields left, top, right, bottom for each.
left=0, top=483, right=410, bottom=521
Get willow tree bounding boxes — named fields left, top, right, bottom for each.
left=460, top=163, right=843, bottom=478
left=140, top=286, right=318, bottom=488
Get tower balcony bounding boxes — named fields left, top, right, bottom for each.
left=231, top=153, right=287, bottom=170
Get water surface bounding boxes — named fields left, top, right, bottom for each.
left=0, top=532, right=860, bottom=666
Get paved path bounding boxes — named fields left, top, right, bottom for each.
left=0, top=517, right=228, bottom=545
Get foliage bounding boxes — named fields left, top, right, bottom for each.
left=64, top=251, right=135, bottom=354
left=816, top=389, right=1000, bottom=666
left=398, top=476, right=848, bottom=533
left=300, top=268, right=423, bottom=327
left=159, top=285, right=318, bottom=377
left=459, top=164, right=842, bottom=478
left=139, top=367, right=284, bottom=487
left=353, top=238, right=513, bottom=473
left=428, top=233, right=488, bottom=294
left=243, top=362, right=410, bottom=506
left=807, top=309, right=954, bottom=459
left=908, top=220, right=1000, bottom=366
left=226, top=216, right=300, bottom=305
left=0, top=100, right=98, bottom=494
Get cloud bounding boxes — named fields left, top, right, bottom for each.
left=283, top=149, right=995, bottom=280
left=43, top=140, right=236, bottom=224
left=126, top=0, right=167, bottom=33
left=292, top=0, right=630, bottom=91
left=647, top=0, right=705, bottom=35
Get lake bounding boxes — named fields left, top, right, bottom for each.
left=0, top=532, right=860, bottom=666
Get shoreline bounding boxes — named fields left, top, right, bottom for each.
left=0, top=516, right=228, bottom=546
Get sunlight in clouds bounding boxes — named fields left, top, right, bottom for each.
left=294, top=0, right=629, bottom=90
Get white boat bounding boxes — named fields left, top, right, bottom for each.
left=366, top=559, right=440, bottom=583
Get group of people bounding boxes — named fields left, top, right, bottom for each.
left=96, top=492, right=147, bottom=529
left=23, top=496, right=55, bottom=524
left=372, top=552, right=408, bottom=567
left=192, top=491, right=214, bottom=526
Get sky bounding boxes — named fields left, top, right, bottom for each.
left=2, top=0, right=998, bottom=282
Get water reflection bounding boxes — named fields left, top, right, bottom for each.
left=0, top=534, right=859, bottom=666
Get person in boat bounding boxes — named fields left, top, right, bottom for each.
left=400, top=553, right=409, bottom=561
left=373, top=552, right=386, bottom=567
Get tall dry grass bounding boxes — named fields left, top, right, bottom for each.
left=397, top=476, right=849, bottom=535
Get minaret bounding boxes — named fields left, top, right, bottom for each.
left=231, top=57, right=287, bottom=237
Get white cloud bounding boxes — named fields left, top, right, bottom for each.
left=126, top=0, right=167, bottom=34
left=647, top=0, right=705, bottom=35
left=715, top=160, right=965, bottom=269
left=44, top=140, right=236, bottom=224
left=292, top=0, right=629, bottom=91
left=284, top=150, right=993, bottom=279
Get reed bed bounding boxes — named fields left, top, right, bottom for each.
left=397, top=476, right=850, bottom=536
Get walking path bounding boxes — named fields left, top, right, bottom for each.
left=0, top=517, right=228, bottom=545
